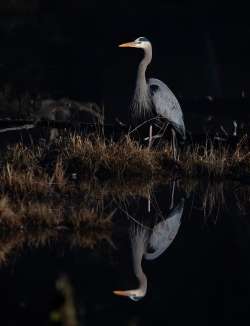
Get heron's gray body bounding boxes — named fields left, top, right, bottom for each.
left=148, top=78, right=186, bottom=140
left=145, top=197, right=184, bottom=260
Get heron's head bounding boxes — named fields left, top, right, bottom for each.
left=113, top=289, right=145, bottom=301
left=119, top=37, right=151, bottom=50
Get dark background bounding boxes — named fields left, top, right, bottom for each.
left=0, top=0, right=250, bottom=107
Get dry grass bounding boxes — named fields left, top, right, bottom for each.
left=0, top=133, right=173, bottom=200
left=2, top=133, right=250, bottom=184
left=0, top=227, right=112, bottom=265
left=182, top=136, right=250, bottom=179
left=0, top=164, right=51, bottom=195
left=0, top=132, right=249, bottom=204
left=183, top=143, right=229, bottom=177
left=183, top=178, right=250, bottom=223
left=0, top=132, right=249, bottom=230
left=60, top=134, right=162, bottom=179
left=0, top=195, right=112, bottom=230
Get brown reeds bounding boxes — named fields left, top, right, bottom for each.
left=0, top=132, right=249, bottom=231
left=0, top=195, right=113, bottom=230
left=0, top=227, right=113, bottom=265
left=0, top=133, right=250, bottom=204
left=2, top=133, right=250, bottom=183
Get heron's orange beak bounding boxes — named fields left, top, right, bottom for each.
left=113, top=290, right=131, bottom=297
left=118, top=42, right=137, bottom=48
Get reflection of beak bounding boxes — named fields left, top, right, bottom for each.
left=113, top=290, right=131, bottom=297
left=118, top=42, right=137, bottom=48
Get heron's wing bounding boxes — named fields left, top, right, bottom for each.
left=144, top=198, right=185, bottom=260
left=148, top=78, right=185, bottom=139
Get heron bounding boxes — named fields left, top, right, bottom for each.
left=113, top=196, right=185, bottom=301
left=119, top=37, right=186, bottom=159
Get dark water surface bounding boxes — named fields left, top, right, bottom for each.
left=0, top=181, right=250, bottom=325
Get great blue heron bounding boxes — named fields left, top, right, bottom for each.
left=113, top=196, right=185, bottom=301
left=119, top=37, right=186, bottom=159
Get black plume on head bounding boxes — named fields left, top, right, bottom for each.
left=138, top=37, right=149, bottom=42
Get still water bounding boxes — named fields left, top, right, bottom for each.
left=0, top=180, right=250, bottom=325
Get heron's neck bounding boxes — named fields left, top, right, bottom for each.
left=133, top=47, right=152, bottom=117
left=136, top=47, right=152, bottom=86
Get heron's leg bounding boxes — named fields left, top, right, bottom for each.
left=153, top=117, right=168, bottom=136
left=170, top=180, right=176, bottom=210
left=159, top=120, right=169, bottom=137
left=49, top=128, right=59, bottom=143
left=148, top=125, right=153, bottom=149
left=147, top=193, right=151, bottom=213
left=154, top=120, right=169, bottom=150
left=171, top=129, right=177, bottom=160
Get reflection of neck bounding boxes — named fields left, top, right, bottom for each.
left=131, top=230, right=148, bottom=296
left=113, top=227, right=148, bottom=299
left=133, top=268, right=147, bottom=297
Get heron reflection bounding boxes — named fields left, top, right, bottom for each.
left=113, top=193, right=185, bottom=301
